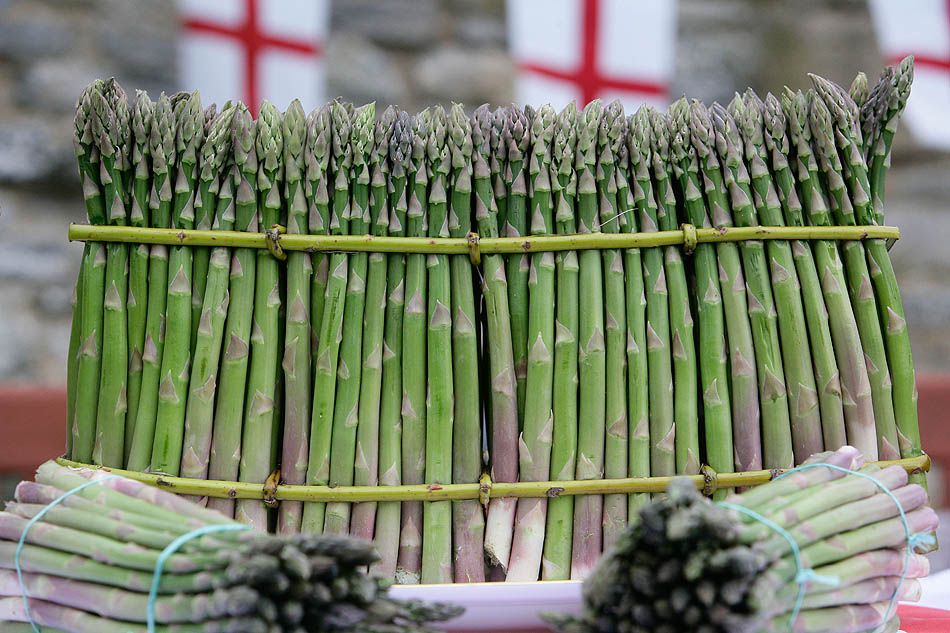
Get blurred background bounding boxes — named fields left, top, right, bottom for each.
left=0, top=0, right=948, bottom=560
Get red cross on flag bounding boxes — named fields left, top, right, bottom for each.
left=506, top=0, right=677, bottom=111
left=178, top=0, right=329, bottom=116
left=868, top=0, right=950, bottom=148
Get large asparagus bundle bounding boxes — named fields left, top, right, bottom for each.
left=0, top=463, right=461, bottom=633
left=545, top=446, right=938, bottom=633
left=65, top=56, right=925, bottom=585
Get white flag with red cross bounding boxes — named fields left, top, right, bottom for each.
left=177, top=0, right=329, bottom=116
left=868, top=0, right=950, bottom=149
left=506, top=0, right=677, bottom=111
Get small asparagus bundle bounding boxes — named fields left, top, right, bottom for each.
left=235, top=101, right=284, bottom=530
left=179, top=105, right=237, bottom=488
left=481, top=106, right=520, bottom=576
left=570, top=100, right=606, bottom=580
left=0, top=463, right=462, bottom=633
left=205, top=104, right=258, bottom=518
left=508, top=104, right=557, bottom=582
left=649, top=108, right=699, bottom=476
left=669, top=99, right=733, bottom=492
left=689, top=102, right=762, bottom=475
left=301, top=101, right=352, bottom=534
left=350, top=106, right=395, bottom=542
left=447, top=104, right=485, bottom=583
left=371, top=109, right=412, bottom=577
left=545, top=446, right=938, bottom=633
left=124, top=91, right=154, bottom=463
left=733, top=91, right=824, bottom=463
left=151, top=91, right=204, bottom=476
left=542, top=103, right=580, bottom=580
left=396, top=110, right=430, bottom=584
left=712, top=103, right=794, bottom=470
left=422, top=105, right=453, bottom=585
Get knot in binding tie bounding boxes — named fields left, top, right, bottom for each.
left=681, top=223, right=698, bottom=254
left=265, top=224, right=287, bottom=260
left=478, top=472, right=492, bottom=507
left=467, top=232, right=481, bottom=266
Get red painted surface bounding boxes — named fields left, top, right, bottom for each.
left=897, top=605, right=950, bottom=633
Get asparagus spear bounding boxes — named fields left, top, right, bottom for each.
left=736, top=91, right=823, bottom=463
left=396, top=110, right=429, bottom=583
left=70, top=81, right=107, bottom=463
left=124, top=91, right=154, bottom=463
left=323, top=102, right=374, bottom=535
left=422, top=105, right=453, bottom=584
left=350, top=106, right=395, bottom=542
left=713, top=102, right=794, bottom=469
left=180, top=105, right=236, bottom=488
left=689, top=102, right=762, bottom=475
left=447, top=103, right=485, bottom=583
left=151, top=91, right=204, bottom=475
left=305, top=105, right=332, bottom=389
left=301, top=101, right=352, bottom=533
left=206, top=104, right=257, bottom=518
left=669, top=99, right=733, bottom=493
left=542, top=103, right=580, bottom=579
left=571, top=100, right=606, bottom=580
left=762, top=93, right=846, bottom=450
left=867, top=57, right=913, bottom=224
left=371, top=109, right=412, bottom=577
left=508, top=104, right=556, bottom=582
left=186, top=104, right=218, bottom=359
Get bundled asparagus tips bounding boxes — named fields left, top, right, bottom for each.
left=737, top=89, right=824, bottom=464
left=0, top=463, right=463, bottom=633
left=807, top=91, right=895, bottom=463
left=70, top=81, right=108, bottom=464
left=206, top=103, right=258, bottom=519
left=87, top=82, right=130, bottom=469
left=782, top=89, right=874, bottom=461
left=869, top=57, right=913, bottom=222
left=123, top=91, right=154, bottom=463
left=504, top=105, right=532, bottom=425
left=507, top=103, right=556, bottom=582
left=127, top=93, right=177, bottom=473
left=545, top=446, right=938, bottom=633
left=669, top=98, right=733, bottom=495
left=323, top=102, right=374, bottom=537
left=688, top=102, right=762, bottom=476
left=490, top=107, right=509, bottom=231
left=762, top=93, right=846, bottom=452
left=542, top=102, right=580, bottom=580
left=421, top=104, right=454, bottom=585
left=302, top=101, right=352, bottom=534
left=713, top=100, right=793, bottom=470
left=445, top=103, right=485, bottom=584
left=570, top=99, right=606, bottom=581
left=180, top=104, right=237, bottom=490
left=859, top=66, right=892, bottom=165
left=371, top=109, right=412, bottom=577
left=350, top=106, right=395, bottom=544
left=151, top=90, right=203, bottom=476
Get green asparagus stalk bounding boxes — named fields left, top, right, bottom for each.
left=736, top=91, right=823, bottom=462
left=206, top=103, right=257, bottom=518
left=446, top=104, right=485, bottom=583
left=371, top=109, right=412, bottom=577
left=422, top=105, right=453, bottom=585
left=396, top=111, right=431, bottom=583
left=868, top=58, right=913, bottom=224
left=571, top=100, right=606, bottom=580
left=762, top=93, right=846, bottom=451
left=301, top=102, right=352, bottom=533
left=124, top=91, right=154, bottom=463
left=305, top=105, right=332, bottom=390
left=151, top=91, right=204, bottom=475
left=350, top=106, right=395, bottom=542
left=491, top=107, right=509, bottom=246
left=542, top=103, right=580, bottom=579
left=713, top=102, right=794, bottom=469
left=92, top=82, right=130, bottom=468
left=669, top=99, right=733, bottom=493
left=508, top=104, right=556, bottom=582
left=689, top=102, right=762, bottom=474
left=323, top=102, right=374, bottom=535
left=186, top=104, right=218, bottom=358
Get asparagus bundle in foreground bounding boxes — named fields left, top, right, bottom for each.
left=0, top=463, right=461, bottom=633
left=545, top=446, right=937, bottom=633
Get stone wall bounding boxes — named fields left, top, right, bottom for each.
left=0, top=0, right=948, bottom=384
